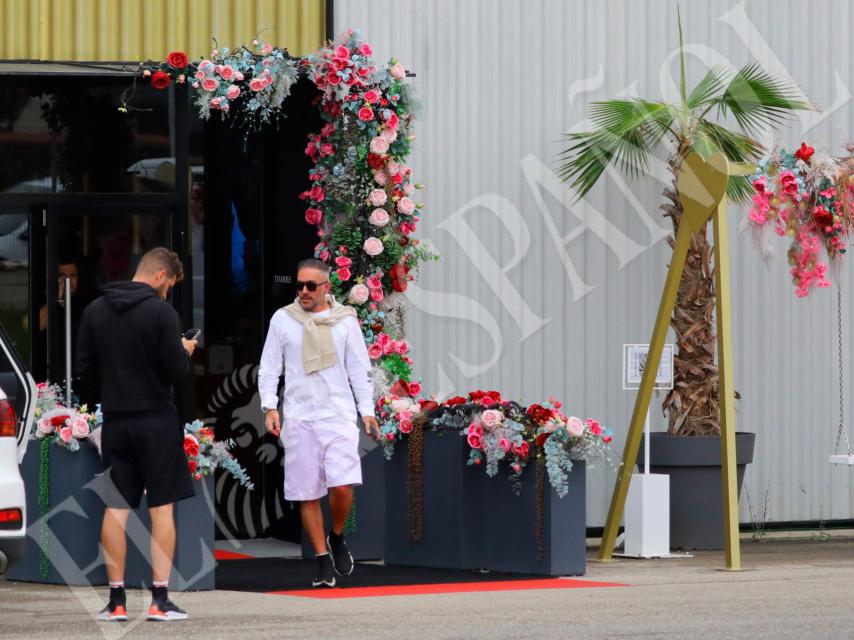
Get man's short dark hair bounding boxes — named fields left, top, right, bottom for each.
left=136, top=247, right=184, bottom=282
left=296, top=258, right=331, bottom=275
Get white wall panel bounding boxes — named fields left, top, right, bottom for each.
left=335, top=0, right=854, bottom=526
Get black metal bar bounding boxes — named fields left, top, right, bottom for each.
left=325, top=0, right=335, bottom=41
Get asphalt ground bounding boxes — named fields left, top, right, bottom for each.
left=1, top=537, right=853, bottom=639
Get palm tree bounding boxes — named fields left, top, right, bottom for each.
left=557, top=13, right=812, bottom=436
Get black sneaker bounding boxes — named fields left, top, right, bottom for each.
left=327, top=531, right=354, bottom=576
left=147, top=599, right=189, bottom=621
left=312, top=553, right=336, bottom=587
left=97, top=602, right=128, bottom=622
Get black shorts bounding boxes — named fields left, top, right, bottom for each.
left=101, top=411, right=195, bottom=509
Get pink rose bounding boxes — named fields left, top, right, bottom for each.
left=350, top=284, right=370, bottom=304
left=309, top=185, right=325, bottom=202
left=367, top=276, right=383, bottom=290
left=59, top=426, right=73, bottom=444
left=381, top=128, right=398, bottom=143
left=404, top=183, right=415, bottom=196
left=363, top=89, right=380, bottom=104
left=370, top=287, right=384, bottom=302
left=336, top=267, right=351, bottom=281
left=210, top=97, right=222, bottom=108
left=467, top=433, right=483, bottom=449
left=374, top=171, right=387, bottom=186
left=468, top=423, right=484, bottom=437
left=397, top=197, right=416, bottom=215
left=385, top=112, right=399, bottom=129
left=226, top=85, right=241, bottom=100
left=305, top=208, right=323, bottom=225
left=234, top=71, right=244, bottom=81
left=220, top=65, right=234, bottom=79
left=358, top=106, right=375, bottom=122
left=368, top=189, right=388, bottom=207
left=367, top=342, right=383, bottom=359
left=586, top=419, right=602, bottom=436
left=408, top=381, right=422, bottom=396
left=386, top=161, right=400, bottom=175
left=369, top=208, right=390, bottom=226
left=249, top=78, right=265, bottom=92
left=399, top=419, right=413, bottom=434
left=390, top=62, right=405, bottom=79
left=481, top=409, right=502, bottom=428
left=566, top=416, right=585, bottom=436
left=70, top=416, right=89, bottom=438
left=195, top=70, right=205, bottom=80
left=261, top=43, right=273, bottom=55
left=359, top=43, right=373, bottom=57
left=320, top=143, right=334, bottom=157
left=202, top=77, right=219, bottom=92
left=498, top=437, right=511, bottom=453
left=370, top=137, right=390, bottom=154
left=334, top=45, right=350, bottom=59
left=198, top=60, right=214, bottom=73
left=36, top=417, right=55, bottom=435
left=363, top=237, right=384, bottom=256
left=335, top=256, right=352, bottom=267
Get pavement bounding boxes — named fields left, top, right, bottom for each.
left=2, top=535, right=854, bottom=639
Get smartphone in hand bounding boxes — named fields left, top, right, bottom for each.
left=183, top=328, right=202, bottom=340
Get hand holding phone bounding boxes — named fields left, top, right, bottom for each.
left=183, top=328, right=201, bottom=340
left=182, top=328, right=200, bottom=356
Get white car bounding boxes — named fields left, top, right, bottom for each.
left=0, top=324, right=36, bottom=573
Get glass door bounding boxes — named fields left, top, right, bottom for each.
left=29, top=203, right=174, bottom=404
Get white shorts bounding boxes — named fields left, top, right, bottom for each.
left=280, top=416, right=362, bottom=501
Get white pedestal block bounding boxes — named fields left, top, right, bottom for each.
left=624, top=473, right=670, bottom=557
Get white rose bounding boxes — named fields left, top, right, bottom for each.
left=350, top=284, right=370, bottom=304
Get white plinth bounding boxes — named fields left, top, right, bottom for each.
left=624, top=473, right=670, bottom=558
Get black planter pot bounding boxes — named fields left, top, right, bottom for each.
left=10, top=441, right=216, bottom=589
left=636, top=432, right=756, bottom=550
left=384, top=430, right=587, bottom=575
left=384, top=429, right=486, bottom=570
left=481, top=461, right=586, bottom=576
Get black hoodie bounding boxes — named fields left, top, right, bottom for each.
left=76, top=281, right=189, bottom=415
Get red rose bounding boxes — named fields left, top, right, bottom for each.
left=407, top=381, right=422, bottom=396
left=166, top=50, right=189, bottom=69
left=390, top=262, right=409, bottom=293
left=527, top=404, right=554, bottom=424
left=535, top=432, right=549, bottom=448
left=50, top=415, right=69, bottom=427
left=469, top=390, right=486, bottom=402
left=151, top=70, right=171, bottom=90
left=390, top=379, right=410, bottom=397
left=813, top=206, right=834, bottom=229
left=419, top=400, right=439, bottom=413
left=358, top=106, right=374, bottom=122
left=444, top=396, right=467, bottom=407
left=367, top=153, right=386, bottom=170
left=795, top=142, right=815, bottom=163
left=183, top=435, right=200, bottom=458
left=188, top=459, right=197, bottom=475
left=336, top=267, right=351, bottom=281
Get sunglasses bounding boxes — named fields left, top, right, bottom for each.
left=296, top=280, right=328, bottom=292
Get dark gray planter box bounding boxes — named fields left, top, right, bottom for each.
left=301, top=431, right=385, bottom=561
left=9, top=441, right=215, bottom=590
left=384, top=429, right=486, bottom=570
left=8, top=441, right=106, bottom=586
left=636, top=432, right=756, bottom=550
left=481, top=461, right=586, bottom=576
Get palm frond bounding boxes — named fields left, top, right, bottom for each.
left=695, top=121, right=764, bottom=162
left=557, top=100, right=677, bottom=198
left=726, top=175, right=754, bottom=205
left=714, top=62, right=814, bottom=135
left=686, top=66, right=727, bottom=109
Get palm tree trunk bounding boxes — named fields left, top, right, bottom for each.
left=660, top=150, right=720, bottom=436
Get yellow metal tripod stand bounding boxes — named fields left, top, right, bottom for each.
left=598, top=153, right=746, bottom=570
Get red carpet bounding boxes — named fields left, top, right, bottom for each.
left=267, top=578, right=627, bottom=599
left=214, top=549, right=255, bottom=560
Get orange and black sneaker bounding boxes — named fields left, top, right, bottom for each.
left=147, top=599, right=189, bottom=622
left=97, top=602, right=128, bottom=622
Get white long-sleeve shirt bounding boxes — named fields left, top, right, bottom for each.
left=258, top=308, right=375, bottom=422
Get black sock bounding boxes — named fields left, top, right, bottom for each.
left=329, top=529, right=343, bottom=542
left=152, top=585, right=168, bottom=603
left=109, top=586, right=126, bottom=607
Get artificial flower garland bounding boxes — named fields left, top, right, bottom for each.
left=745, top=142, right=854, bottom=296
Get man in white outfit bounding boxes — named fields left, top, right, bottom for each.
left=258, top=259, right=380, bottom=587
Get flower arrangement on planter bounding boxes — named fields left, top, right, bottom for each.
left=32, top=382, right=101, bottom=452
left=128, top=38, right=298, bottom=129
left=183, top=420, right=254, bottom=489
left=744, top=142, right=854, bottom=297
left=300, top=29, right=438, bottom=399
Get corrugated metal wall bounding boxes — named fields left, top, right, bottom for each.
left=0, top=0, right=326, bottom=60
left=334, top=0, right=854, bottom=526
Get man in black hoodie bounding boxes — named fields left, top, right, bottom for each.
left=77, top=247, right=197, bottom=623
